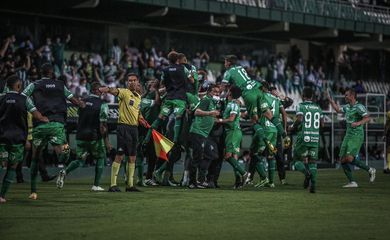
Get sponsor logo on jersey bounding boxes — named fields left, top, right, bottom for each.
left=46, top=84, right=56, bottom=88
left=304, top=136, right=310, bottom=142
left=6, top=99, right=16, bottom=103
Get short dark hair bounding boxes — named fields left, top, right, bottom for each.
left=91, top=82, right=101, bottom=93
left=346, top=88, right=357, bottom=98
left=40, top=63, right=54, bottom=78
left=224, top=55, right=238, bottom=65
left=6, top=75, right=21, bottom=89
left=127, top=72, right=139, bottom=79
left=302, top=87, right=313, bottom=100
left=261, top=80, right=270, bottom=91
left=177, top=53, right=185, bottom=60
left=167, top=51, right=179, bottom=64
left=230, top=86, right=241, bottom=99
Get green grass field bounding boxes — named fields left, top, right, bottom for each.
left=0, top=169, right=389, bottom=240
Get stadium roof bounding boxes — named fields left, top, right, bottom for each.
left=1, top=0, right=390, bottom=48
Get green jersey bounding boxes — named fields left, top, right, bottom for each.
left=296, top=101, right=323, bottom=147
left=259, top=93, right=281, bottom=133
left=222, top=66, right=260, bottom=92
left=184, top=64, right=199, bottom=96
left=140, top=91, right=160, bottom=123
left=341, top=102, right=368, bottom=137
left=223, top=100, right=241, bottom=131
left=190, top=95, right=216, bottom=138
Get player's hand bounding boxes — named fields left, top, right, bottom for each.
left=106, top=143, right=112, bottom=152
left=25, top=140, right=31, bottom=150
left=351, top=122, right=360, bottom=128
left=98, top=87, right=109, bottom=93
left=78, top=101, right=86, bottom=108
left=209, top=110, right=220, bottom=117
left=41, top=116, right=49, bottom=123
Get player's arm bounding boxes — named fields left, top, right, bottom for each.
left=280, top=105, right=288, bottom=133
left=351, top=115, right=370, bottom=128
left=98, top=86, right=119, bottom=96
left=325, top=91, right=342, bottom=113
left=289, top=114, right=302, bottom=133
left=64, top=86, right=85, bottom=108
left=218, top=103, right=238, bottom=123
left=26, top=97, right=49, bottom=123
left=184, top=66, right=194, bottom=84
left=138, top=112, right=149, bottom=128
left=194, top=98, right=219, bottom=117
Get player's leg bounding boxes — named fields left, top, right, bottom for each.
left=347, top=137, right=376, bottom=182
left=109, top=125, right=126, bottom=192
left=172, top=100, right=186, bottom=143
left=136, top=131, right=146, bottom=187
left=50, top=123, right=70, bottom=165
left=250, top=130, right=268, bottom=187
left=266, top=132, right=277, bottom=188
left=307, top=147, right=318, bottom=193
left=339, top=138, right=356, bottom=186
left=0, top=144, right=23, bottom=203
left=143, top=100, right=171, bottom=145
left=292, top=144, right=311, bottom=189
left=275, top=135, right=287, bottom=184
left=91, top=139, right=106, bottom=191
left=30, top=125, right=48, bottom=199
left=125, top=126, right=140, bottom=192
left=225, top=130, right=247, bottom=178
left=189, top=133, right=204, bottom=188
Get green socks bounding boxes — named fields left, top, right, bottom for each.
left=173, top=118, right=183, bottom=143
left=0, top=168, right=16, bottom=198
left=294, top=161, right=308, bottom=176
left=65, top=160, right=83, bottom=174
left=268, top=159, right=276, bottom=184
left=226, top=157, right=245, bottom=176
left=94, top=158, right=104, bottom=186
left=342, top=163, right=354, bottom=182
left=255, top=158, right=267, bottom=180
left=136, top=154, right=144, bottom=182
left=308, top=163, right=317, bottom=187
left=351, top=159, right=370, bottom=172
left=30, top=157, right=38, bottom=193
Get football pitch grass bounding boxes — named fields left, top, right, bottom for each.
left=0, top=169, right=389, bottom=240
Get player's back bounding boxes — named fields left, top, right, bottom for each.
left=296, top=101, right=322, bottom=146
left=162, top=64, right=187, bottom=101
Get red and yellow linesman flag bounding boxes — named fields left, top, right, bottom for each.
left=151, top=130, right=174, bottom=161
left=143, top=121, right=174, bottom=161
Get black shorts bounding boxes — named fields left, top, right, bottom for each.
left=117, top=124, right=138, bottom=156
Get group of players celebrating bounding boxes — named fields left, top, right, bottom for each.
left=0, top=51, right=377, bottom=203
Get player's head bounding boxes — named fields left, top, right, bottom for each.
left=177, top=53, right=187, bottom=64
left=208, top=84, right=220, bottom=97
left=6, top=74, right=22, bottom=92
left=345, top=88, right=357, bottom=103
left=228, top=86, right=241, bottom=100
left=302, top=87, right=313, bottom=101
left=91, top=82, right=102, bottom=96
left=167, top=51, right=179, bottom=64
left=40, top=63, right=54, bottom=78
left=127, top=72, right=139, bottom=91
left=269, top=86, right=277, bottom=96
left=224, top=55, right=238, bottom=69
left=260, top=80, right=270, bottom=92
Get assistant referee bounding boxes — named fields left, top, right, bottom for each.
left=99, top=73, right=148, bottom=192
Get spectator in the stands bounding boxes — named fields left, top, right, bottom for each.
left=52, top=34, right=71, bottom=72
left=110, top=38, right=122, bottom=65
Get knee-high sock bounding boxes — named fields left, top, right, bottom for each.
left=136, top=154, right=144, bottom=181
left=271, top=117, right=286, bottom=137
left=144, top=118, right=163, bottom=144
left=351, top=158, right=370, bottom=172
left=110, top=162, right=121, bottom=187
left=58, top=151, right=70, bottom=164
left=94, top=158, right=104, bottom=186
left=30, top=157, right=39, bottom=193
left=226, top=157, right=245, bottom=176
left=156, top=161, right=167, bottom=174
left=308, top=163, right=317, bottom=187
left=127, top=162, right=135, bottom=187
left=294, top=161, right=308, bottom=176
left=0, top=168, right=16, bottom=198
left=342, top=163, right=354, bottom=182
left=173, top=118, right=183, bottom=143
left=255, top=157, right=267, bottom=180
left=268, top=158, right=276, bottom=184
left=65, top=160, right=83, bottom=174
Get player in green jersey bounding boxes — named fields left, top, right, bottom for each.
left=290, top=87, right=323, bottom=193
left=217, top=86, right=250, bottom=188
left=327, top=88, right=376, bottom=188
left=250, top=82, right=280, bottom=188
left=222, top=55, right=290, bottom=150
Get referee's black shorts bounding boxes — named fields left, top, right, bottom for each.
left=117, top=124, right=138, bottom=156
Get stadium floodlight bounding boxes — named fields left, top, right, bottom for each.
left=72, top=0, right=100, bottom=8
